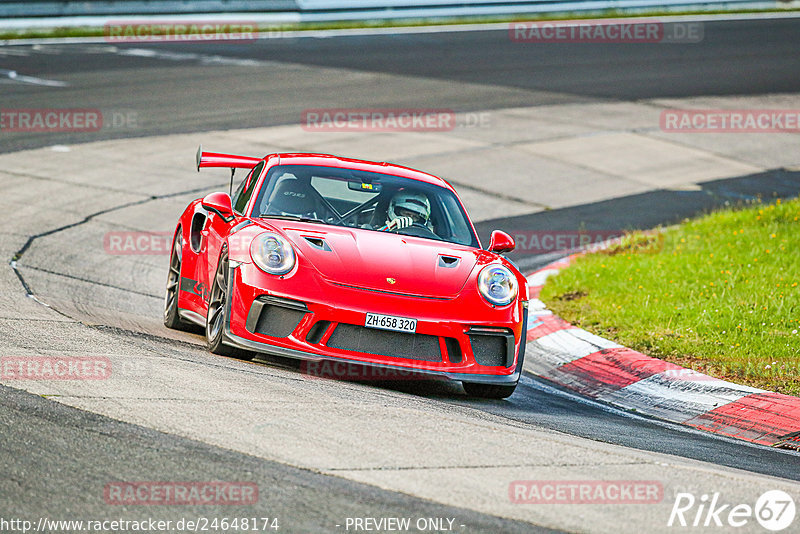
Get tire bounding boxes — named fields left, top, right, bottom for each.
left=164, top=229, right=192, bottom=331
left=206, top=249, right=254, bottom=360
left=462, top=382, right=517, bottom=399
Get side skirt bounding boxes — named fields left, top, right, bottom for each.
left=178, top=309, right=206, bottom=328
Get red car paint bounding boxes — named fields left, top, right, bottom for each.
left=167, top=151, right=528, bottom=396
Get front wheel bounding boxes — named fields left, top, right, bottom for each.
left=206, top=250, right=253, bottom=360
left=462, top=382, right=517, bottom=399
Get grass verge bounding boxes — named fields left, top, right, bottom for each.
left=540, top=197, right=800, bottom=396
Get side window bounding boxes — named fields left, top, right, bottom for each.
left=438, top=193, right=473, bottom=246
left=233, top=161, right=264, bottom=215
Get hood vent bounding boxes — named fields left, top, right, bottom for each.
left=438, top=255, right=461, bottom=268
left=303, top=236, right=331, bottom=252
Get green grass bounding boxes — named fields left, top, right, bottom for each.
left=1, top=7, right=799, bottom=41
left=540, top=197, right=800, bottom=396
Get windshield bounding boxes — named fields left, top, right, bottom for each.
left=252, top=164, right=479, bottom=247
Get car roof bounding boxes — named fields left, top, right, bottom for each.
left=265, top=153, right=455, bottom=191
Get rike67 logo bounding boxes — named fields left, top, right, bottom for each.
left=668, top=490, right=795, bottom=531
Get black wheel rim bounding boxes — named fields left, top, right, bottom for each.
left=207, top=254, right=228, bottom=342
left=164, top=232, right=182, bottom=319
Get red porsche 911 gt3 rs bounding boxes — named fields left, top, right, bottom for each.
left=164, top=149, right=528, bottom=398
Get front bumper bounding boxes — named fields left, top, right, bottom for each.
left=222, top=264, right=527, bottom=384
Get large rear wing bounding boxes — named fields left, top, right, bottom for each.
left=196, top=145, right=263, bottom=172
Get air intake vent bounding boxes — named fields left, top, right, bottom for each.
left=468, top=327, right=515, bottom=367
left=306, top=321, right=331, bottom=344
left=245, top=296, right=308, bottom=338
left=327, top=323, right=442, bottom=362
left=444, top=337, right=462, bottom=363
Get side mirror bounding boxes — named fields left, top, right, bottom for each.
left=201, top=192, right=234, bottom=222
left=488, top=230, right=515, bottom=254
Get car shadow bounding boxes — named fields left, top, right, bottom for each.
left=250, top=352, right=470, bottom=398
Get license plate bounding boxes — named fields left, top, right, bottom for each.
left=364, top=313, right=417, bottom=334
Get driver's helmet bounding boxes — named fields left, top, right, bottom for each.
left=387, top=191, right=430, bottom=224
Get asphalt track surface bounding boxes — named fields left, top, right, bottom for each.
left=2, top=16, right=800, bottom=531
left=0, top=383, right=546, bottom=533
left=2, top=18, right=800, bottom=153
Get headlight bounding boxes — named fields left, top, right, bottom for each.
left=250, top=232, right=295, bottom=275
left=478, top=264, right=518, bottom=306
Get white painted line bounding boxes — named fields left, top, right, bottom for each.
left=527, top=298, right=551, bottom=314
left=597, top=372, right=760, bottom=422
left=535, top=328, right=622, bottom=361
left=526, top=268, right=560, bottom=288
left=31, top=44, right=65, bottom=54
left=0, top=69, right=68, bottom=87
left=525, top=328, right=621, bottom=373
left=115, top=48, right=269, bottom=67
left=522, top=373, right=799, bottom=455
left=0, top=48, right=31, bottom=56
left=525, top=345, right=581, bottom=374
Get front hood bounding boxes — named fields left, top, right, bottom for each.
left=260, top=221, right=480, bottom=298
